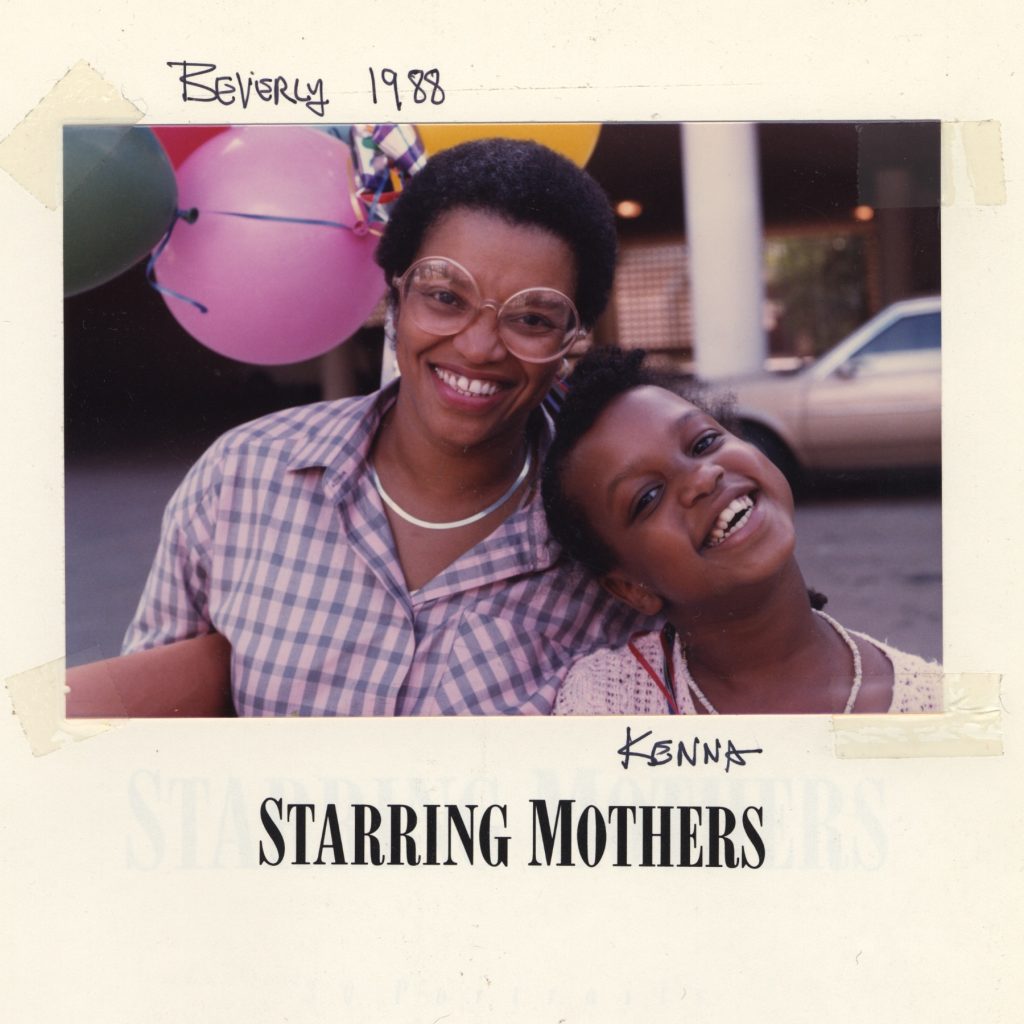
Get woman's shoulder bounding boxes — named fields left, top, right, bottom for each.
left=857, top=632, right=944, bottom=713
left=553, top=633, right=667, bottom=716
left=215, top=389, right=382, bottom=456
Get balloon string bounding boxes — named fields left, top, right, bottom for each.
left=340, top=136, right=385, bottom=238
left=363, top=176, right=388, bottom=226
left=206, top=209, right=361, bottom=231
left=147, top=204, right=376, bottom=314
left=146, top=208, right=209, bottom=314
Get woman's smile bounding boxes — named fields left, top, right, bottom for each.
left=429, top=362, right=516, bottom=410
left=432, top=365, right=506, bottom=399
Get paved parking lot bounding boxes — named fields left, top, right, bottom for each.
left=793, top=492, right=941, bottom=662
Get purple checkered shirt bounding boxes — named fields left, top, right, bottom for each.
left=123, top=384, right=650, bottom=715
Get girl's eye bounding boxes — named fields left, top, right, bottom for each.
left=630, top=484, right=662, bottom=521
left=691, top=429, right=722, bottom=456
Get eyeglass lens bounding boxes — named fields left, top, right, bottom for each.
left=401, top=258, right=579, bottom=361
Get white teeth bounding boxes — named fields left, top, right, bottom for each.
left=434, top=367, right=501, bottom=397
left=705, top=495, right=755, bottom=548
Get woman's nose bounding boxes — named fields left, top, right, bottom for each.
left=451, top=305, right=507, bottom=364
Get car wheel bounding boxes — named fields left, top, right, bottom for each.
left=739, top=423, right=804, bottom=492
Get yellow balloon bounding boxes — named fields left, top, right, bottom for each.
left=416, top=123, right=602, bottom=168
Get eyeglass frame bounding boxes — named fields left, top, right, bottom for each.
left=393, top=255, right=586, bottom=365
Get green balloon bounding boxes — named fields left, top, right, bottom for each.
left=63, top=125, right=178, bottom=297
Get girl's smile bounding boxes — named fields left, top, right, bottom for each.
left=702, top=490, right=762, bottom=550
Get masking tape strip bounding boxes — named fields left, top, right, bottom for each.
left=856, top=120, right=1004, bottom=211
left=0, top=60, right=142, bottom=209
left=832, top=673, right=1003, bottom=759
left=6, top=658, right=123, bottom=758
left=940, top=120, right=1006, bottom=207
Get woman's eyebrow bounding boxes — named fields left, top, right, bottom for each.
left=604, top=409, right=701, bottom=500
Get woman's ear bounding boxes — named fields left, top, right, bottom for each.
left=382, top=297, right=402, bottom=385
left=601, top=572, right=664, bottom=616
left=384, top=297, right=398, bottom=350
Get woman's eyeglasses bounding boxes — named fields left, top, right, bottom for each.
left=395, top=256, right=582, bottom=364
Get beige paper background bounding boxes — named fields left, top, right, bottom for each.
left=2, top=2, right=1021, bottom=1019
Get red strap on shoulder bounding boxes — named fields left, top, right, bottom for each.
left=626, top=631, right=679, bottom=715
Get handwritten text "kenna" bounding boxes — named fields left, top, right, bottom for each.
left=617, top=726, right=764, bottom=773
left=166, top=61, right=329, bottom=118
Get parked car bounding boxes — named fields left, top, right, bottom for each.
left=721, top=296, right=940, bottom=483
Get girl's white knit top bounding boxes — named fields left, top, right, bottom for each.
left=552, top=629, right=943, bottom=715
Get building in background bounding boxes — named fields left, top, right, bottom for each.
left=586, top=122, right=940, bottom=374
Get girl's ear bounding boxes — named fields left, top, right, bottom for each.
left=601, top=572, right=664, bottom=617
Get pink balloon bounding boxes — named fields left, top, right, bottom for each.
left=155, top=126, right=384, bottom=365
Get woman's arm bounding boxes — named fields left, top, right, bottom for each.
left=66, top=634, right=234, bottom=718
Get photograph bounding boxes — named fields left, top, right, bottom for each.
left=64, top=121, right=943, bottom=717
left=2, top=4, right=1021, bottom=1021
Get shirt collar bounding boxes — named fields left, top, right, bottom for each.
left=285, top=381, right=398, bottom=501
left=285, top=381, right=562, bottom=570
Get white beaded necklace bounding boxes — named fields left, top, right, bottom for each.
left=370, top=447, right=533, bottom=531
left=678, top=609, right=864, bottom=715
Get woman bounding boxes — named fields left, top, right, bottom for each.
left=105, top=139, right=652, bottom=717
left=541, top=348, right=942, bottom=715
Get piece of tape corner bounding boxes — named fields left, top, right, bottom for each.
left=941, top=120, right=1006, bottom=207
left=832, top=672, right=1003, bottom=759
left=0, top=60, right=142, bottom=209
left=6, top=658, right=121, bottom=757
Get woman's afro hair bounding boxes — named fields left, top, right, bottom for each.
left=375, top=137, right=618, bottom=330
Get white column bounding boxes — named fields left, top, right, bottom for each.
left=681, top=123, right=767, bottom=379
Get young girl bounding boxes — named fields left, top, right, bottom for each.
left=541, top=348, right=942, bottom=715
